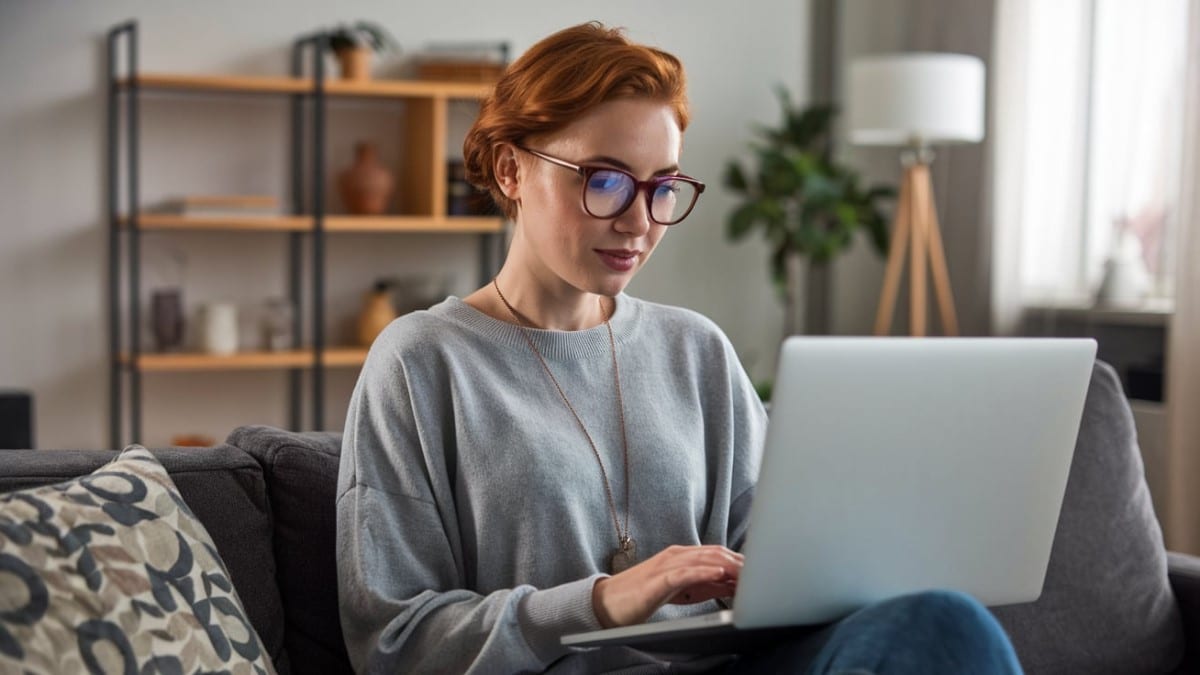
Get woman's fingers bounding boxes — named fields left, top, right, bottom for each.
left=669, top=579, right=737, bottom=605
left=592, top=545, right=745, bottom=627
left=653, top=551, right=740, bottom=599
left=658, top=564, right=727, bottom=597
left=666, top=547, right=743, bottom=576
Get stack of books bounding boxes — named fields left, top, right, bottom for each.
left=413, top=42, right=508, bottom=83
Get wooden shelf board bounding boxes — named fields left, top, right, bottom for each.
left=122, top=348, right=369, bottom=372
left=323, top=215, right=504, bottom=233
left=122, top=214, right=502, bottom=234
left=123, top=74, right=492, bottom=100
left=321, top=348, right=370, bottom=367
left=323, top=79, right=493, bottom=100
left=122, top=351, right=313, bottom=371
left=125, top=214, right=312, bottom=232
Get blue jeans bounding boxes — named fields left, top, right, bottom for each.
left=724, top=590, right=1024, bottom=674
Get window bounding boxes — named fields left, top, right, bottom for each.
left=1008, top=0, right=1189, bottom=305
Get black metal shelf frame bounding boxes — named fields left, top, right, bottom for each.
left=105, top=20, right=499, bottom=447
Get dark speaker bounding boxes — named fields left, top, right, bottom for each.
left=0, top=391, right=33, bottom=449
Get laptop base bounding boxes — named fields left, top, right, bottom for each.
left=565, top=615, right=820, bottom=655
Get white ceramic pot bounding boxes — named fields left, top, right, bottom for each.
left=200, top=303, right=239, bottom=355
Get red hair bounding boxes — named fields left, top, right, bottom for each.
left=463, top=22, right=690, bottom=219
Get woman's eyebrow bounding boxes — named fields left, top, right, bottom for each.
left=581, top=154, right=681, bottom=176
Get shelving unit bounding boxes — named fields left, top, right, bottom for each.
left=106, top=21, right=504, bottom=447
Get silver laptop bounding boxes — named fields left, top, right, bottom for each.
left=563, top=337, right=1097, bottom=649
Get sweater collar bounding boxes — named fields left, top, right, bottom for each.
left=431, top=294, right=641, bottom=361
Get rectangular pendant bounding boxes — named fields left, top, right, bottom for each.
left=609, top=538, right=637, bottom=574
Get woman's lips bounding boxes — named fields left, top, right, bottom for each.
left=596, top=249, right=640, bottom=272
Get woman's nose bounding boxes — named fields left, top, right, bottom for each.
left=613, top=190, right=653, bottom=235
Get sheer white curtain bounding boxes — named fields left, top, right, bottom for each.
left=1167, top=2, right=1200, bottom=555
left=991, top=0, right=1188, bottom=333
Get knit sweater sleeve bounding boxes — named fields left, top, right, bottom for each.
left=720, top=329, right=769, bottom=552
left=335, top=323, right=604, bottom=674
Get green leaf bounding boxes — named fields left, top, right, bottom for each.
left=724, top=162, right=749, bottom=192
left=790, top=152, right=819, bottom=179
left=801, top=173, right=839, bottom=203
left=727, top=202, right=760, bottom=240
left=867, top=185, right=897, bottom=201
left=789, top=104, right=836, bottom=148
left=770, top=245, right=790, bottom=300
left=757, top=149, right=801, bottom=196
left=835, top=203, right=857, bottom=227
left=796, top=220, right=822, bottom=253
left=867, top=213, right=890, bottom=255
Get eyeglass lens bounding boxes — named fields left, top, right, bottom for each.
left=585, top=170, right=698, bottom=224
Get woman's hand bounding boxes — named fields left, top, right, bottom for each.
left=591, top=545, right=743, bottom=628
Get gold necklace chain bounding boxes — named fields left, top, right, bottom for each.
left=492, top=279, right=634, bottom=568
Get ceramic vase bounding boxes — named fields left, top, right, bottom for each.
left=338, top=142, right=395, bottom=215
left=1095, top=231, right=1151, bottom=306
left=151, top=288, right=185, bottom=352
left=357, top=282, right=397, bottom=346
left=200, top=303, right=238, bottom=356
left=262, top=298, right=294, bottom=352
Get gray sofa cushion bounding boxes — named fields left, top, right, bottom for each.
left=0, top=446, right=275, bottom=673
left=991, top=361, right=1184, bottom=674
left=0, top=445, right=287, bottom=673
left=227, top=425, right=351, bottom=675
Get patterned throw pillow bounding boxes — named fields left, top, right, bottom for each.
left=0, top=446, right=275, bottom=674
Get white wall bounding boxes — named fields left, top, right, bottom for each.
left=0, top=0, right=808, bottom=448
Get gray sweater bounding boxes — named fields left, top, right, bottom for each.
left=336, top=294, right=767, bottom=674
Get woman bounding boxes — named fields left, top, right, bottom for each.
left=336, top=22, right=1023, bottom=674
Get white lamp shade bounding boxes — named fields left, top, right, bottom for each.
left=847, top=53, right=986, bottom=146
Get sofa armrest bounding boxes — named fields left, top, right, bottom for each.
left=1168, top=552, right=1200, bottom=672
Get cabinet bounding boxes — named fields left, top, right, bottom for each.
left=105, top=22, right=504, bottom=447
left=1022, top=301, right=1172, bottom=516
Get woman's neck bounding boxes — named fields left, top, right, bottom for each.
left=464, top=267, right=612, bottom=332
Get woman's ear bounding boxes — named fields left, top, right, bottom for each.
left=494, top=144, right=521, bottom=201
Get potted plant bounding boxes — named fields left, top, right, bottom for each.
left=327, top=21, right=399, bottom=82
left=725, top=87, right=895, bottom=338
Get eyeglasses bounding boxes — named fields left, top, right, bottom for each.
left=518, top=146, right=705, bottom=225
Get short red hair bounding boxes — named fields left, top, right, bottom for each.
left=463, top=22, right=690, bottom=219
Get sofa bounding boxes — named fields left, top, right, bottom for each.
left=0, top=361, right=1198, bottom=674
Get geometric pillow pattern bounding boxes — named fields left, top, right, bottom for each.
left=0, top=446, right=275, bottom=674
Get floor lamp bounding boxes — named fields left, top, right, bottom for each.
left=846, top=53, right=986, bottom=336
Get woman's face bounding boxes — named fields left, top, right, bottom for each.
left=508, top=98, right=683, bottom=298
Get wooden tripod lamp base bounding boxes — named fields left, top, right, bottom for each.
left=873, top=159, right=959, bottom=337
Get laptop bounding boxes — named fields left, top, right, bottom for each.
left=562, top=337, right=1097, bottom=650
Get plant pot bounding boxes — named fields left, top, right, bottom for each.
left=336, top=47, right=373, bottom=81
left=338, top=142, right=395, bottom=215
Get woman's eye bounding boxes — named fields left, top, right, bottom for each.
left=588, top=172, right=627, bottom=193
